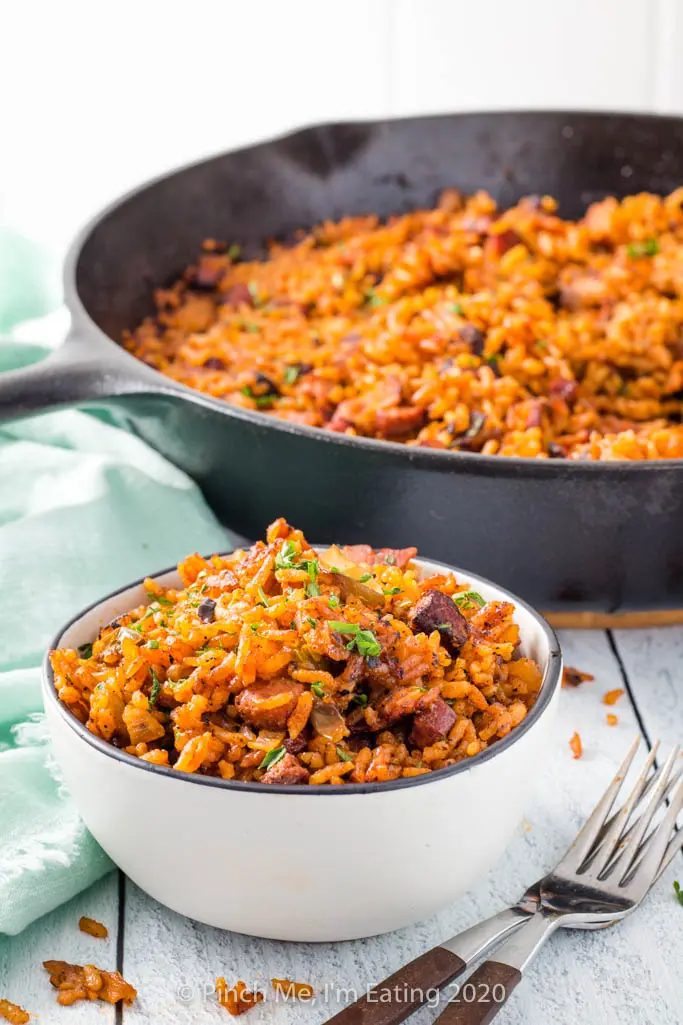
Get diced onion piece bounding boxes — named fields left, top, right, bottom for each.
left=310, top=698, right=348, bottom=742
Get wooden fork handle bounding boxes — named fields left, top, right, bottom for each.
left=324, top=948, right=466, bottom=1025
left=434, top=961, right=522, bottom=1025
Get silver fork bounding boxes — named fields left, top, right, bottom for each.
left=436, top=738, right=683, bottom=1025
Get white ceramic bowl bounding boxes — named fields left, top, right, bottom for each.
left=42, top=554, right=561, bottom=941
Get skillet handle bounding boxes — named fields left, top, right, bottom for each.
left=0, top=328, right=161, bottom=424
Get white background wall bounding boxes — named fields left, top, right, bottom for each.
left=2, top=0, right=683, bottom=256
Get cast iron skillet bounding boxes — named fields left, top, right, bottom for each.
left=1, top=110, right=683, bottom=613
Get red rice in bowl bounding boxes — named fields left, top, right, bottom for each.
left=125, top=189, right=683, bottom=461
left=50, top=520, right=543, bottom=785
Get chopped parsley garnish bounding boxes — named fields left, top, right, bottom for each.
left=384, top=555, right=396, bottom=565
left=242, top=385, right=274, bottom=408
left=358, top=573, right=373, bottom=583
left=453, top=591, right=486, bottom=609
left=247, top=282, right=262, bottom=305
left=674, top=880, right=683, bottom=907
left=148, top=669, right=162, bottom=710
left=328, top=594, right=341, bottom=608
left=328, top=621, right=382, bottom=657
left=311, top=682, right=326, bottom=698
left=352, top=693, right=368, bottom=708
left=227, top=243, right=241, bottom=260
left=449, top=302, right=464, bottom=315
left=238, top=320, right=260, bottom=334
left=336, top=745, right=354, bottom=763
left=77, top=642, right=93, bottom=659
left=147, top=592, right=174, bottom=607
left=306, top=617, right=318, bottom=628
left=275, top=540, right=298, bottom=570
left=147, top=639, right=160, bottom=649
left=436, top=623, right=450, bottom=629
left=257, top=586, right=270, bottom=607
left=383, top=586, right=401, bottom=596
left=302, top=559, right=321, bottom=598
left=260, top=746, right=286, bottom=770
left=627, top=238, right=659, bottom=258
left=329, top=566, right=341, bottom=573
left=283, top=365, right=301, bottom=386
left=249, top=623, right=260, bottom=633
left=365, top=288, right=388, bottom=308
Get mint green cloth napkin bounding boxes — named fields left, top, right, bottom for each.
left=0, top=232, right=230, bottom=934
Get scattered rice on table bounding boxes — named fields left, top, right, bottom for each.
left=217, top=979, right=263, bottom=1015
left=0, top=999, right=30, bottom=1024
left=562, top=666, right=594, bottom=688
left=570, top=732, right=583, bottom=759
left=42, top=961, right=136, bottom=1007
left=125, top=188, right=683, bottom=461
left=603, top=688, right=625, bottom=705
left=271, top=979, right=314, bottom=1000
left=606, top=714, right=619, bottom=727
left=78, top=916, right=108, bottom=939
left=50, top=519, right=543, bottom=786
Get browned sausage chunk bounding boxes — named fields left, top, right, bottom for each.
left=409, top=589, right=469, bottom=654
left=261, top=752, right=309, bottom=785
left=234, top=680, right=304, bottom=730
left=409, top=698, right=457, bottom=747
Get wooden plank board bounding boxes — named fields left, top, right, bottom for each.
left=0, top=873, right=119, bottom=1023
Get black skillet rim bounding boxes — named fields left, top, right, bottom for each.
left=62, top=108, right=683, bottom=478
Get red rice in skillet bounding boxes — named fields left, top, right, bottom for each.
left=50, top=521, right=542, bottom=785
left=125, top=189, right=683, bottom=461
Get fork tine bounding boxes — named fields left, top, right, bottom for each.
left=656, top=826, right=683, bottom=882
left=584, top=743, right=659, bottom=876
left=562, top=736, right=640, bottom=871
left=620, top=775, right=683, bottom=889
left=603, top=763, right=683, bottom=874
left=612, top=745, right=680, bottom=881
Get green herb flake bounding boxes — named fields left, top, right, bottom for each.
left=249, top=623, right=261, bottom=634
left=674, top=881, right=683, bottom=907
left=147, top=639, right=160, bottom=650
left=241, top=385, right=274, bottom=408
left=336, top=745, right=354, bottom=763
left=275, top=540, right=298, bottom=570
left=247, top=282, right=262, bottom=305
left=358, top=573, right=373, bottom=583
left=449, top=302, right=464, bottom=316
left=283, top=365, right=300, bottom=386
left=148, top=669, right=162, bottom=710
left=302, top=558, right=321, bottom=598
left=453, top=590, right=486, bottom=609
left=328, top=594, right=341, bottom=608
left=260, top=746, right=287, bottom=770
left=383, top=586, right=401, bottom=596
left=257, top=586, right=270, bottom=608
left=384, top=555, right=396, bottom=565
left=306, top=617, right=318, bottom=628
left=147, top=592, right=174, bottom=607
left=311, top=682, right=326, bottom=698
left=627, top=238, right=660, bottom=258
left=353, top=693, right=368, bottom=708
left=77, top=642, right=93, bottom=659
left=227, top=243, right=241, bottom=261
left=365, top=288, right=388, bottom=308
left=328, top=620, right=360, bottom=634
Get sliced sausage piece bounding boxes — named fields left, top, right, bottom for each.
left=234, top=680, right=304, bottom=730
left=409, top=698, right=457, bottom=748
left=222, top=282, right=254, bottom=308
left=375, top=406, right=426, bottom=437
left=283, top=731, right=310, bottom=756
left=261, top=752, right=309, bottom=785
left=409, top=589, right=470, bottom=654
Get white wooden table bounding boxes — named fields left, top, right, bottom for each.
left=2, top=626, right=682, bottom=1025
